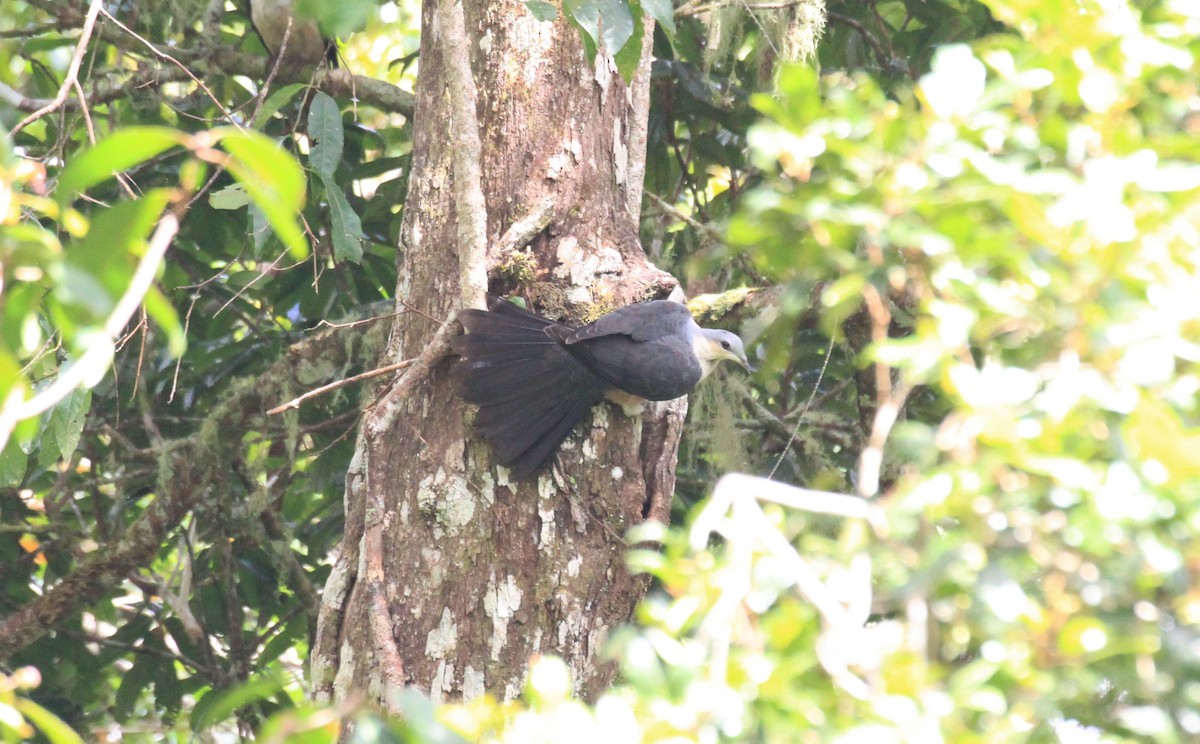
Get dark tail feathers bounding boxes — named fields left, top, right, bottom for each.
left=451, top=299, right=605, bottom=479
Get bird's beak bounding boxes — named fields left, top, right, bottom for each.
left=722, top=350, right=753, bottom=373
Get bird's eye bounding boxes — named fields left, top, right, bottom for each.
left=720, top=340, right=731, bottom=350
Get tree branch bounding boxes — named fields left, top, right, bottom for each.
left=10, top=0, right=103, bottom=136
left=438, top=0, right=490, bottom=310
left=487, top=196, right=556, bottom=271
left=10, top=2, right=415, bottom=119
left=267, top=359, right=414, bottom=415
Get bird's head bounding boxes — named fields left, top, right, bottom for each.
left=696, top=328, right=753, bottom=376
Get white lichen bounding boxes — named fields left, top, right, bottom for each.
left=425, top=607, right=458, bottom=659
left=420, top=546, right=446, bottom=591
left=416, top=467, right=476, bottom=536
left=330, top=638, right=356, bottom=703
left=484, top=574, right=524, bottom=661
left=557, top=606, right=584, bottom=646
left=547, top=151, right=570, bottom=180
left=538, top=504, right=556, bottom=548
left=462, top=665, right=486, bottom=701
left=537, top=472, right=557, bottom=501
left=430, top=659, right=454, bottom=704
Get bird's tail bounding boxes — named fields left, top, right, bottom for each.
left=451, top=298, right=606, bottom=480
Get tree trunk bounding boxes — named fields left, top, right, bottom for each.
left=311, top=1, right=681, bottom=706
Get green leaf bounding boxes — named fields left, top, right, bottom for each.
left=525, top=0, right=558, bottom=21
left=49, top=387, right=91, bottom=464
left=57, top=127, right=185, bottom=201
left=154, top=660, right=184, bottom=722
left=0, top=436, right=29, bottom=488
left=642, top=0, right=674, bottom=38
left=392, top=689, right=471, bottom=744
left=12, top=698, right=85, bottom=744
left=317, top=170, right=363, bottom=263
left=55, top=190, right=173, bottom=330
left=191, top=674, right=286, bottom=731
left=258, top=617, right=307, bottom=667
left=215, top=128, right=309, bottom=259
left=162, top=618, right=203, bottom=663
left=256, top=704, right=340, bottom=744
left=307, top=92, right=343, bottom=177
left=613, top=0, right=645, bottom=83
left=0, top=124, right=17, bottom=169
left=114, top=653, right=156, bottom=722
left=209, top=183, right=253, bottom=211
left=249, top=201, right=272, bottom=258
left=564, top=0, right=634, bottom=57
left=253, top=84, right=309, bottom=128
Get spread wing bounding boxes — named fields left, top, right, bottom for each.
left=452, top=298, right=606, bottom=479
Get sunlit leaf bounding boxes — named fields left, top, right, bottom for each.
left=57, top=128, right=185, bottom=201
left=1124, top=397, right=1200, bottom=484
left=209, top=183, right=253, bottom=211
left=12, top=698, right=84, bottom=744
left=46, top=387, right=90, bottom=464
left=191, top=675, right=286, bottom=731
left=215, top=128, right=309, bottom=259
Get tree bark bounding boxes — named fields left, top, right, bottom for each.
left=311, top=1, right=681, bottom=707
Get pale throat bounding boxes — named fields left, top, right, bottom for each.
left=692, top=335, right=717, bottom=380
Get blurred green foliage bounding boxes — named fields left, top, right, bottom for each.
left=2, top=0, right=1199, bottom=740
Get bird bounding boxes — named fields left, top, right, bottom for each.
left=451, top=296, right=752, bottom=480
left=248, top=0, right=337, bottom=71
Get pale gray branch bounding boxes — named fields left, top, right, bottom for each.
left=438, top=0, right=490, bottom=310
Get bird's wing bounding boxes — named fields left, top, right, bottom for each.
left=558, top=301, right=697, bottom=344
left=545, top=302, right=703, bottom=401
left=453, top=298, right=606, bottom=479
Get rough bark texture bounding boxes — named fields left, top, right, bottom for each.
left=311, top=0, right=683, bottom=707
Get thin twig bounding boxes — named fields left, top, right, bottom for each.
left=856, top=380, right=909, bottom=501
left=854, top=282, right=908, bottom=500
left=267, top=360, right=414, bottom=415
left=827, top=12, right=891, bottom=73
left=364, top=315, right=459, bottom=439
left=10, top=0, right=103, bottom=136
left=2, top=200, right=186, bottom=441
left=645, top=191, right=723, bottom=240
left=768, top=332, right=835, bottom=479
left=314, top=310, right=404, bottom=331
left=98, top=8, right=241, bottom=129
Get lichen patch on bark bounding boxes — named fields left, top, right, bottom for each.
left=417, top=467, right=476, bottom=535
left=425, top=607, right=459, bottom=659
left=462, top=665, right=486, bottom=701
left=484, top=573, right=524, bottom=661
